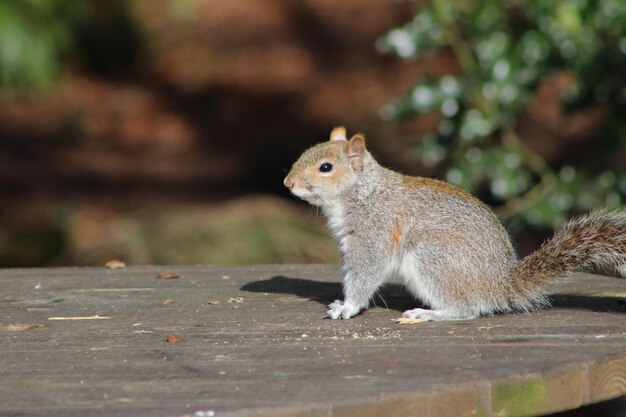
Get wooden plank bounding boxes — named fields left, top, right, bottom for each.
left=0, top=265, right=625, bottom=417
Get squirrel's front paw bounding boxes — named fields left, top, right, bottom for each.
left=326, top=300, right=359, bottom=319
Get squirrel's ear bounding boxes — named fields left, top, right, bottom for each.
left=329, top=126, right=347, bottom=142
left=346, top=134, right=366, bottom=171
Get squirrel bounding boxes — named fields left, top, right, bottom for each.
left=283, top=126, right=626, bottom=321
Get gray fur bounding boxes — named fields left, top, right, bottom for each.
left=284, top=131, right=626, bottom=321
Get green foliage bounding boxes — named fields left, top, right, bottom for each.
left=379, top=0, right=626, bottom=232
left=0, top=0, right=87, bottom=93
left=0, top=0, right=143, bottom=93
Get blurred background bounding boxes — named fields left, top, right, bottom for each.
left=0, top=0, right=624, bottom=267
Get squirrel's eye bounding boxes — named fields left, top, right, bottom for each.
left=319, top=162, right=333, bottom=173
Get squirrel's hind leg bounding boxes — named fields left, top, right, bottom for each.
left=401, top=307, right=478, bottom=322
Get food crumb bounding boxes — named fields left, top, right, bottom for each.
left=157, top=272, right=180, bottom=280
left=105, top=260, right=126, bottom=269
left=195, top=410, right=215, bottom=417
left=392, top=317, right=424, bottom=324
left=163, top=299, right=175, bottom=305
left=166, top=334, right=183, bottom=343
left=227, top=297, right=245, bottom=303
left=132, top=330, right=153, bottom=334
left=207, top=300, right=221, bottom=305
left=1, top=323, right=44, bottom=332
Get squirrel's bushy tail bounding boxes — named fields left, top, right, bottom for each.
left=508, top=209, right=626, bottom=311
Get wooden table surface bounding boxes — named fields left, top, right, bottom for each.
left=1, top=265, right=625, bottom=417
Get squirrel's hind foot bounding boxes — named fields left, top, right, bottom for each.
left=402, top=308, right=478, bottom=322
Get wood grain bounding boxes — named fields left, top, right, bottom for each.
left=0, top=265, right=625, bottom=416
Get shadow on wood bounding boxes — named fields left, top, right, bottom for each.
left=240, top=275, right=426, bottom=311
left=551, top=293, right=626, bottom=314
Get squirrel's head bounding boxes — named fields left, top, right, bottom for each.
left=284, top=127, right=369, bottom=206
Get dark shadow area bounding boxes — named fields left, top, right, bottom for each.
left=551, top=293, right=626, bottom=314
left=75, top=0, right=144, bottom=78
left=147, top=83, right=329, bottom=195
left=547, top=394, right=626, bottom=417
left=240, top=275, right=422, bottom=311
left=0, top=84, right=325, bottom=199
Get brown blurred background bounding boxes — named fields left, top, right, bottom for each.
left=0, top=0, right=622, bottom=267
left=0, top=0, right=420, bottom=266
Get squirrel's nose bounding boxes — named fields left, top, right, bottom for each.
left=284, top=176, right=294, bottom=189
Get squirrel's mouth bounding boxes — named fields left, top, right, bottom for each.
left=290, top=186, right=324, bottom=206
